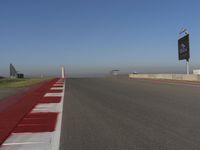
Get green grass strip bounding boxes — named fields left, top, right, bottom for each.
left=0, top=78, right=51, bottom=88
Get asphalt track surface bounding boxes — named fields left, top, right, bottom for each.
left=60, top=78, right=200, bottom=150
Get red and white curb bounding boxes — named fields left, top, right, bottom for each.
left=0, top=78, right=65, bottom=150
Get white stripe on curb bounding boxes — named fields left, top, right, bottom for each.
left=1, top=133, right=52, bottom=149
left=31, top=103, right=59, bottom=113
left=44, top=93, right=64, bottom=97
left=50, top=87, right=64, bottom=90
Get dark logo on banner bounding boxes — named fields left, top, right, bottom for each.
left=178, top=34, right=190, bottom=60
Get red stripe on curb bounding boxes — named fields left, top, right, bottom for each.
left=53, top=85, right=64, bottom=88
left=48, top=90, right=63, bottom=93
left=39, top=97, right=61, bottom=103
left=0, top=78, right=60, bottom=146
left=0, top=85, right=41, bottom=112
left=14, top=113, right=58, bottom=133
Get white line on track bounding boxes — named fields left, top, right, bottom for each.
left=150, top=80, right=200, bottom=88
left=51, top=80, right=65, bottom=150
left=3, top=142, right=46, bottom=146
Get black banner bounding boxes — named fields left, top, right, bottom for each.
left=178, top=34, right=190, bottom=60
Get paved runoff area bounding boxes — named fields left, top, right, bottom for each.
left=0, top=88, right=30, bottom=102
left=0, top=78, right=65, bottom=150
left=60, top=78, right=200, bottom=150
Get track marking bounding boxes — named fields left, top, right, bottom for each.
left=0, top=78, right=65, bottom=150
left=44, top=93, right=64, bottom=97
left=51, top=80, right=65, bottom=150
left=51, top=87, right=64, bottom=90
left=147, top=80, right=200, bottom=88
left=133, top=78, right=200, bottom=88
left=31, top=103, right=59, bottom=113
left=3, top=142, right=46, bottom=146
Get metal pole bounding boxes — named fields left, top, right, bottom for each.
left=186, top=60, right=189, bottom=75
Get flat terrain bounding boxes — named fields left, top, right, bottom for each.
left=0, top=78, right=49, bottom=101
left=60, top=78, right=200, bottom=150
left=0, top=78, right=49, bottom=88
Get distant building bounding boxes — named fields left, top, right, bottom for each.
left=193, top=69, right=200, bottom=75
left=10, top=64, right=24, bottom=78
left=17, top=73, right=24, bottom=78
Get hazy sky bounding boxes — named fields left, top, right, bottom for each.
left=1, top=0, right=200, bottom=77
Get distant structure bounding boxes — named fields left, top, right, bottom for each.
left=132, top=71, right=138, bottom=74
left=111, top=70, right=120, bottom=76
left=10, top=64, right=17, bottom=78
left=193, top=69, right=200, bottom=75
left=10, top=64, right=24, bottom=78
left=61, top=66, right=65, bottom=78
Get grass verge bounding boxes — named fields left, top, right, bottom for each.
left=0, top=78, right=51, bottom=88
